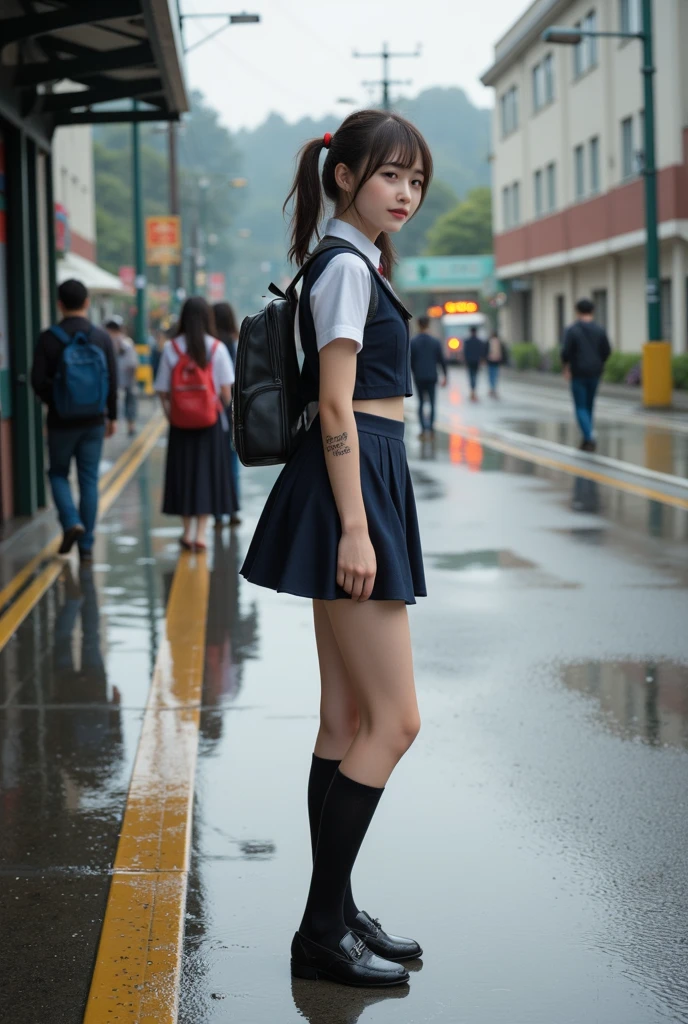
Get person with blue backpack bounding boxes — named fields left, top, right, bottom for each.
left=31, top=279, right=117, bottom=564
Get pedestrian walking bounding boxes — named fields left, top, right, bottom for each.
left=213, top=301, right=242, bottom=525
left=561, top=298, right=611, bottom=451
left=486, top=331, right=507, bottom=399
left=154, top=296, right=237, bottom=552
left=463, top=325, right=485, bottom=401
left=104, top=316, right=138, bottom=436
left=240, top=109, right=432, bottom=987
left=410, top=314, right=447, bottom=440
left=31, top=278, right=117, bottom=564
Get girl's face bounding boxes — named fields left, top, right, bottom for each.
left=336, top=153, right=425, bottom=238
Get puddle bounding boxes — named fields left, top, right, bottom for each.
left=558, top=527, right=608, bottom=545
left=562, top=660, right=688, bottom=749
left=427, top=549, right=536, bottom=572
left=409, top=468, right=445, bottom=501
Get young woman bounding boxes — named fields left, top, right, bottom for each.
left=241, top=110, right=432, bottom=988
left=155, top=297, right=237, bottom=551
left=213, top=301, right=242, bottom=525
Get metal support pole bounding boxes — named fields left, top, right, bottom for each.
left=641, top=0, right=660, bottom=341
left=168, top=120, right=181, bottom=313
left=132, top=100, right=146, bottom=346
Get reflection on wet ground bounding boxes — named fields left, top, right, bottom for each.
left=562, top=660, right=688, bottom=750
left=427, top=549, right=536, bottom=571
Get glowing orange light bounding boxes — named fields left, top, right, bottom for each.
left=427, top=305, right=444, bottom=318
left=447, top=337, right=461, bottom=350
left=449, top=434, right=464, bottom=464
left=444, top=301, right=456, bottom=313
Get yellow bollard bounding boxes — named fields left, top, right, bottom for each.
left=642, top=341, right=673, bottom=408
left=135, top=343, right=155, bottom=396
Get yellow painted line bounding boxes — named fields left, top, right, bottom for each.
left=440, top=421, right=688, bottom=512
left=0, top=416, right=167, bottom=653
left=0, top=413, right=164, bottom=613
left=84, top=552, right=209, bottom=1023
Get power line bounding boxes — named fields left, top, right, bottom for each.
left=353, top=42, right=421, bottom=110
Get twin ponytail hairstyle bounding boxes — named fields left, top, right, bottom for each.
left=284, top=109, right=433, bottom=277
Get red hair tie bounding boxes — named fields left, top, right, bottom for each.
left=323, top=132, right=332, bottom=149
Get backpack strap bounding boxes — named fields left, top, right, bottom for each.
left=49, top=324, right=73, bottom=346
left=171, top=338, right=183, bottom=358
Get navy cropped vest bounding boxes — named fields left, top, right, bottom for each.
left=298, top=246, right=413, bottom=403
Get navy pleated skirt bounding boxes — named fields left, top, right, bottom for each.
left=240, top=411, right=426, bottom=604
left=163, top=420, right=238, bottom=517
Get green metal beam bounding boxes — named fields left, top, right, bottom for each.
left=38, top=77, right=163, bottom=113
left=13, top=43, right=154, bottom=87
left=0, top=0, right=141, bottom=46
left=26, top=141, right=45, bottom=509
left=53, top=109, right=174, bottom=126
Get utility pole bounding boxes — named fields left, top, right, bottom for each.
left=132, top=99, right=146, bottom=347
left=353, top=42, right=421, bottom=110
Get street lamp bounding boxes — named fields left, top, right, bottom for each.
left=543, top=0, right=672, bottom=408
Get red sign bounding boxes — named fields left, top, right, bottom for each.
left=119, top=266, right=135, bottom=290
left=145, top=215, right=181, bottom=265
left=208, top=272, right=226, bottom=303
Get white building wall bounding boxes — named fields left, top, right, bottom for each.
left=52, top=125, right=95, bottom=245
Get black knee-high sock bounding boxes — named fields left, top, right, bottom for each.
left=300, top=768, right=383, bottom=949
left=307, top=754, right=360, bottom=925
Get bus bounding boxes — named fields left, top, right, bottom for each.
left=441, top=309, right=488, bottom=365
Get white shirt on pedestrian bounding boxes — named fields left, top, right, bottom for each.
left=154, top=334, right=235, bottom=393
left=295, top=217, right=382, bottom=355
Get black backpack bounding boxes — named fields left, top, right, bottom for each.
left=232, top=237, right=380, bottom=468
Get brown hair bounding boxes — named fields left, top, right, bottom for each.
left=177, top=296, right=216, bottom=369
left=284, top=109, right=433, bottom=277
left=213, top=301, right=238, bottom=341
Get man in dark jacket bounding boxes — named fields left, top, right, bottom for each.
left=463, top=326, right=486, bottom=402
left=31, top=279, right=117, bottom=562
left=410, top=315, right=448, bottom=439
left=561, top=298, right=611, bottom=452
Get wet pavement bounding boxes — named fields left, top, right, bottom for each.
left=1, top=389, right=688, bottom=1023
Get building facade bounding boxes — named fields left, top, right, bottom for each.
left=482, top=0, right=688, bottom=355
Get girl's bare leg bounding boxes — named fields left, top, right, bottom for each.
left=312, top=599, right=359, bottom=759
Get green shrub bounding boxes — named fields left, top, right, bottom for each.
left=603, top=352, right=641, bottom=384
left=672, top=354, right=688, bottom=389
left=542, top=347, right=562, bottom=373
left=510, top=342, right=541, bottom=371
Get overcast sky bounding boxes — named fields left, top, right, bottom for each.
left=181, top=0, right=521, bottom=131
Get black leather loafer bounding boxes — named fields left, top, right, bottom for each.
left=290, top=930, right=410, bottom=987
left=352, top=911, right=423, bottom=962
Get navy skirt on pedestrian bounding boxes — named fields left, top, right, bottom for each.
left=163, top=419, right=238, bottom=517
left=240, top=411, right=426, bottom=604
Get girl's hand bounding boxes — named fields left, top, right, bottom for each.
left=337, top=526, right=377, bottom=602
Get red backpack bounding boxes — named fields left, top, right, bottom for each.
left=169, top=338, right=220, bottom=429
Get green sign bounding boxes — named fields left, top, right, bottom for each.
left=396, top=255, right=495, bottom=293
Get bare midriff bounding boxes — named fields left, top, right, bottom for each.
left=351, top=396, right=405, bottom=421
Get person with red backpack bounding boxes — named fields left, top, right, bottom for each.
left=154, top=297, right=237, bottom=551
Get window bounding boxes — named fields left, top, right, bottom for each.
left=512, top=181, right=520, bottom=226
left=620, top=0, right=641, bottom=34
left=500, top=86, right=519, bottom=137
left=592, top=289, right=608, bottom=329
left=590, top=136, right=600, bottom=193
left=546, top=162, right=557, bottom=211
left=502, top=186, right=511, bottom=229
left=574, top=144, right=585, bottom=199
left=534, top=169, right=543, bottom=217
left=621, top=116, right=634, bottom=178
left=533, top=54, right=555, bottom=112
left=661, top=279, right=672, bottom=341
left=574, top=10, right=598, bottom=78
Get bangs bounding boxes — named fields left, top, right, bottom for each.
left=359, top=116, right=433, bottom=197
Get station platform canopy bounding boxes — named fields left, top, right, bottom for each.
left=0, top=0, right=188, bottom=138
left=57, top=251, right=130, bottom=296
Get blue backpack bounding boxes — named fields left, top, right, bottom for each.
left=50, top=324, right=109, bottom=419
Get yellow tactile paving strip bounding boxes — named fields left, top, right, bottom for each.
left=83, top=552, right=210, bottom=1023
left=0, top=415, right=167, bottom=654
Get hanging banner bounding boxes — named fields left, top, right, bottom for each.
left=208, top=272, right=225, bottom=303
left=145, top=215, right=181, bottom=266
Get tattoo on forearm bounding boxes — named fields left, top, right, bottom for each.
left=325, top=431, right=352, bottom=457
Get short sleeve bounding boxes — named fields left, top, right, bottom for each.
left=211, top=339, right=235, bottom=388
left=310, top=253, right=372, bottom=353
left=154, top=341, right=174, bottom=392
